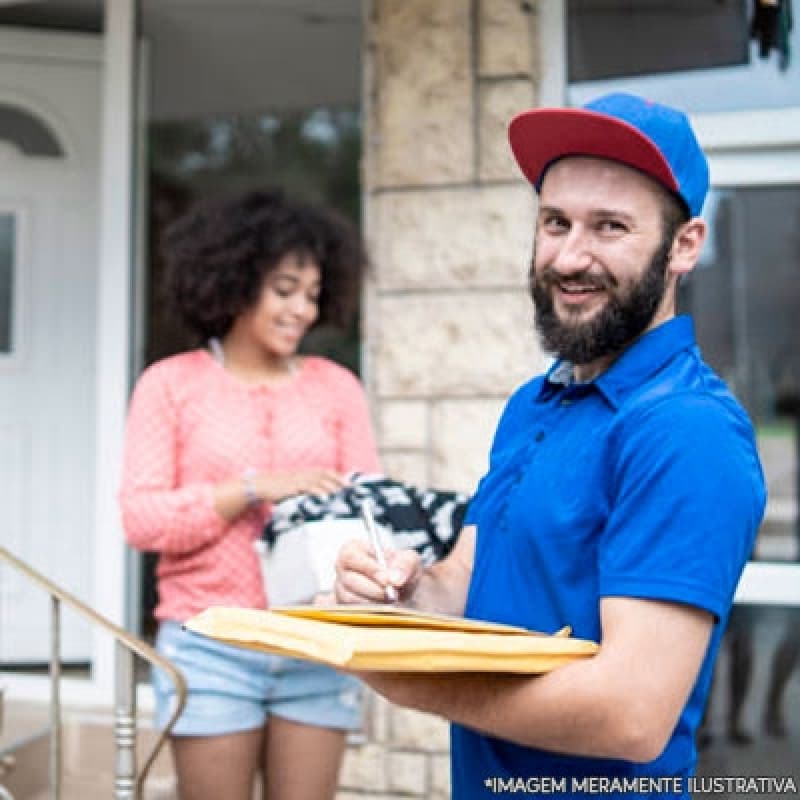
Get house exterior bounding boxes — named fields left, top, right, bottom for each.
left=2, top=1, right=800, bottom=796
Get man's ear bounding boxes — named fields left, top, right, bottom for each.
left=668, top=218, right=707, bottom=277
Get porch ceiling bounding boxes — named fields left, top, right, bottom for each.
left=0, top=0, right=362, bottom=120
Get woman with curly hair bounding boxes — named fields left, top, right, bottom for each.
left=119, top=189, right=381, bottom=800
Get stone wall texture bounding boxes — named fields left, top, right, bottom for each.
left=342, top=0, right=546, bottom=796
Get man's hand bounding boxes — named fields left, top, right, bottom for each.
left=334, top=539, right=423, bottom=605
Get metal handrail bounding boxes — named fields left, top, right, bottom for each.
left=0, top=544, right=186, bottom=800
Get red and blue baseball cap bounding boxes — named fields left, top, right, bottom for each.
left=508, top=92, right=710, bottom=218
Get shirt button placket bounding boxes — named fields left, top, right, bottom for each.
left=501, top=430, right=545, bottom=530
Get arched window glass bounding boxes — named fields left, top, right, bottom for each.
left=0, top=103, right=65, bottom=157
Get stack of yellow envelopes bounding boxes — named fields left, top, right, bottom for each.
left=185, top=605, right=598, bottom=674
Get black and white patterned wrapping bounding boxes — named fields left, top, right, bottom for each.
left=262, top=473, right=470, bottom=565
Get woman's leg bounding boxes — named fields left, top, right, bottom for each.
left=262, top=716, right=347, bottom=800
left=152, top=622, right=276, bottom=800
left=171, top=728, right=264, bottom=800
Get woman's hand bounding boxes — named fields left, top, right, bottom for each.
left=254, top=469, right=348, bottom=503
left=213, top=468, right=348, bottom=521
left=333, top=539, right=423, bottom=605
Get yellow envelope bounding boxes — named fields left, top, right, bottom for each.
left=272, top=604, right=533, bottom=631
left=185, top=605, right=599, bottom=674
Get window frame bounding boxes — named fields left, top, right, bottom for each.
left=557, top=0, right=800, bottom=607
left=700, top=143, right=800, bottom=608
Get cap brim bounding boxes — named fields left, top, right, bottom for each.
left=509, top=107, right=679, bottom=195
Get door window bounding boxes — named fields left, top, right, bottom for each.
left=0, top=213, right=15, bottom=354
left=0, top=102, right=64, bottom=157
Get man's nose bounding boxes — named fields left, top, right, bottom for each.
left=551, top=230, right=592, bottom=275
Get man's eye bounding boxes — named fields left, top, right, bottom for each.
left=541, top=216, right=568, bottom=231
left=599, top=220, right=627, bottom=233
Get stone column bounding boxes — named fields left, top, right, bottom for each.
left=340, top=1, right=551, bottom=797
left=363, top=0, right=548, bottom=498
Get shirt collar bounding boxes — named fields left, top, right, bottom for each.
left=547, top=360, right=575, bottom=387
left=539, top=316, right=697, bottom=409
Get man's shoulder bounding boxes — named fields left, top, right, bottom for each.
left=613, top=351, right=759, bottom=469
left=624, top=346, right=746, bottom=423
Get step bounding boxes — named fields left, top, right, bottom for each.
left=0, top=699, right=51, bottom=800
left=0, top=728, right=49, bottom=800
left=0, top=701, right=177, bottom=800
left=0, top=702, right=49, bottom=755
left=26, top=772, right=177, bottom=800
left=60, top=718, right=175, bottom=782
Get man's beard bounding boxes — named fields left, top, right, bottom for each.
left=530, top=237, right=672, bottom=365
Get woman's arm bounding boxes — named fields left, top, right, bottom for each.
left=334, top=366, right=382, bottom=473
left=120, top=365, right=355, bottom=553
left=119, top=366, right=234, bottom=554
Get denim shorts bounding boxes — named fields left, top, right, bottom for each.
left=151, top=621, right=363, bottom=736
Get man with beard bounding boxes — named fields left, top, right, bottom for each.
left=334, top=93, right=766, bottom=798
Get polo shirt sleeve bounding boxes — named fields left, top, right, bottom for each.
left=598, top=391, right=766, bottom=621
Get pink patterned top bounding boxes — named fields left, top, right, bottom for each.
left=119, top=350, right=381, bottom=622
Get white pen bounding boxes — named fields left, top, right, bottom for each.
left=360, top=501, right=398, bottom=603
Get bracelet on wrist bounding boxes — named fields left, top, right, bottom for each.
left=242, top=468, right=260, bottom=506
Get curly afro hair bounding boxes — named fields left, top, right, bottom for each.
left=160, top=188, right=367, bottom=343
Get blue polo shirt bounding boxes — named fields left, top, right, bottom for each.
left=453, top=315, right=766, bottom=799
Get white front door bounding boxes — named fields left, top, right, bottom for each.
left=0, top=29, right=101, bottom=663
